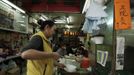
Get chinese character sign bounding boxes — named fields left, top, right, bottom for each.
left=114, top=0, right=132, bottom=30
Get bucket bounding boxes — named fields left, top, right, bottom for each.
left=91, top=36, right=104, bottom=44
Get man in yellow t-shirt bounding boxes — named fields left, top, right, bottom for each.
left=21, top=20, right=64, bottom=75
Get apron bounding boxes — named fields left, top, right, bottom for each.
left=27, top=31, right=54, bottom=75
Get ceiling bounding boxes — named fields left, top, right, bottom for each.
left=31, top=13, right=84, bottom=31
left=9, top=0, right=85, bottom=31
left=10, top=0, right=85, bottom=13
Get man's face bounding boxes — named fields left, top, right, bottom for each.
left=46, top=26, right=56, bottom=37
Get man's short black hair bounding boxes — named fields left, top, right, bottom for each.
left=38, top=19, right=55, bottom=30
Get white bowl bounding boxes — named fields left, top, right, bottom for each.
left=91, top=36, right=104, bottom=44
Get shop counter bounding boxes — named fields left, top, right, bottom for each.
left=57, top=68, right=90, bottom=75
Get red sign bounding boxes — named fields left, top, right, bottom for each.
left=114, top=0, right=132, bottom=30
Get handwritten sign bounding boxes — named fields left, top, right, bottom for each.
left=114, top=0, right=131, bottom=30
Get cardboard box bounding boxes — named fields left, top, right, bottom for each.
left=6, top=67, right=20, bottom=75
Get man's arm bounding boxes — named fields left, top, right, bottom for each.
left=21, top=49, right=59, bottom=60
left=21, top=35, right=59, bottom=60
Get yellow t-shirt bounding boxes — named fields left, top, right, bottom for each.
left=27, top=31, right=54, bottom=75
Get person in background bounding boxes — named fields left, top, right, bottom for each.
left=66, top=43, right=73, bottom=55
left=56, top=43, right=67, bottom=57
left=21, top=20, right=64, bottom=75
left=80, top=50, right=90, bottom=69
left=76, top=45, right=85, bottom=56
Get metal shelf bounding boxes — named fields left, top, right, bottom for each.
left=0, top=27, right=28, bottom=34
left=0, top=55, right=20, bottom=63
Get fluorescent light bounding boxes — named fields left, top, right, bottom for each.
left=2, top=0, right=25, bottom=13
left=82, top=0, right=91, bottom=14
left=41, top=15, right=48, bottom=20
left=65, top=25, right=74, bottom=29
left=40, top=15, right=48, bottom=21
left=20, top=24, right=25, bottom=26
left=55, top=21, right=65, bottom=24
left=67, top=17, right=70, bottom=24
left=40, top=16, right=46, bottom=21
left=55, top=20, right=66, bottom=24
left=0, top=1, right=11, bottom=9
left=33, top=18, right=37, bottom=23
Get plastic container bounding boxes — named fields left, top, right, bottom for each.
left=91, top=36, right=104, bottom=44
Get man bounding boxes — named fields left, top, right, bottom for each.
left=21, top=20, right=64, bottom=75
left=56, top=43, right=67, bottom=56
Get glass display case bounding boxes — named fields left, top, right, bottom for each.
left=0, top=1, right=28, bottom=33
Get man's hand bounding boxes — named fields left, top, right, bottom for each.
left=52, top=52, right=60, bottom=60
left=57, top=63, right=66, bottom=69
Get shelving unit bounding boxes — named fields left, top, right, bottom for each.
left=0, top=55, right=20, bottom=63
left=0, top=27, right=28, bottom=34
